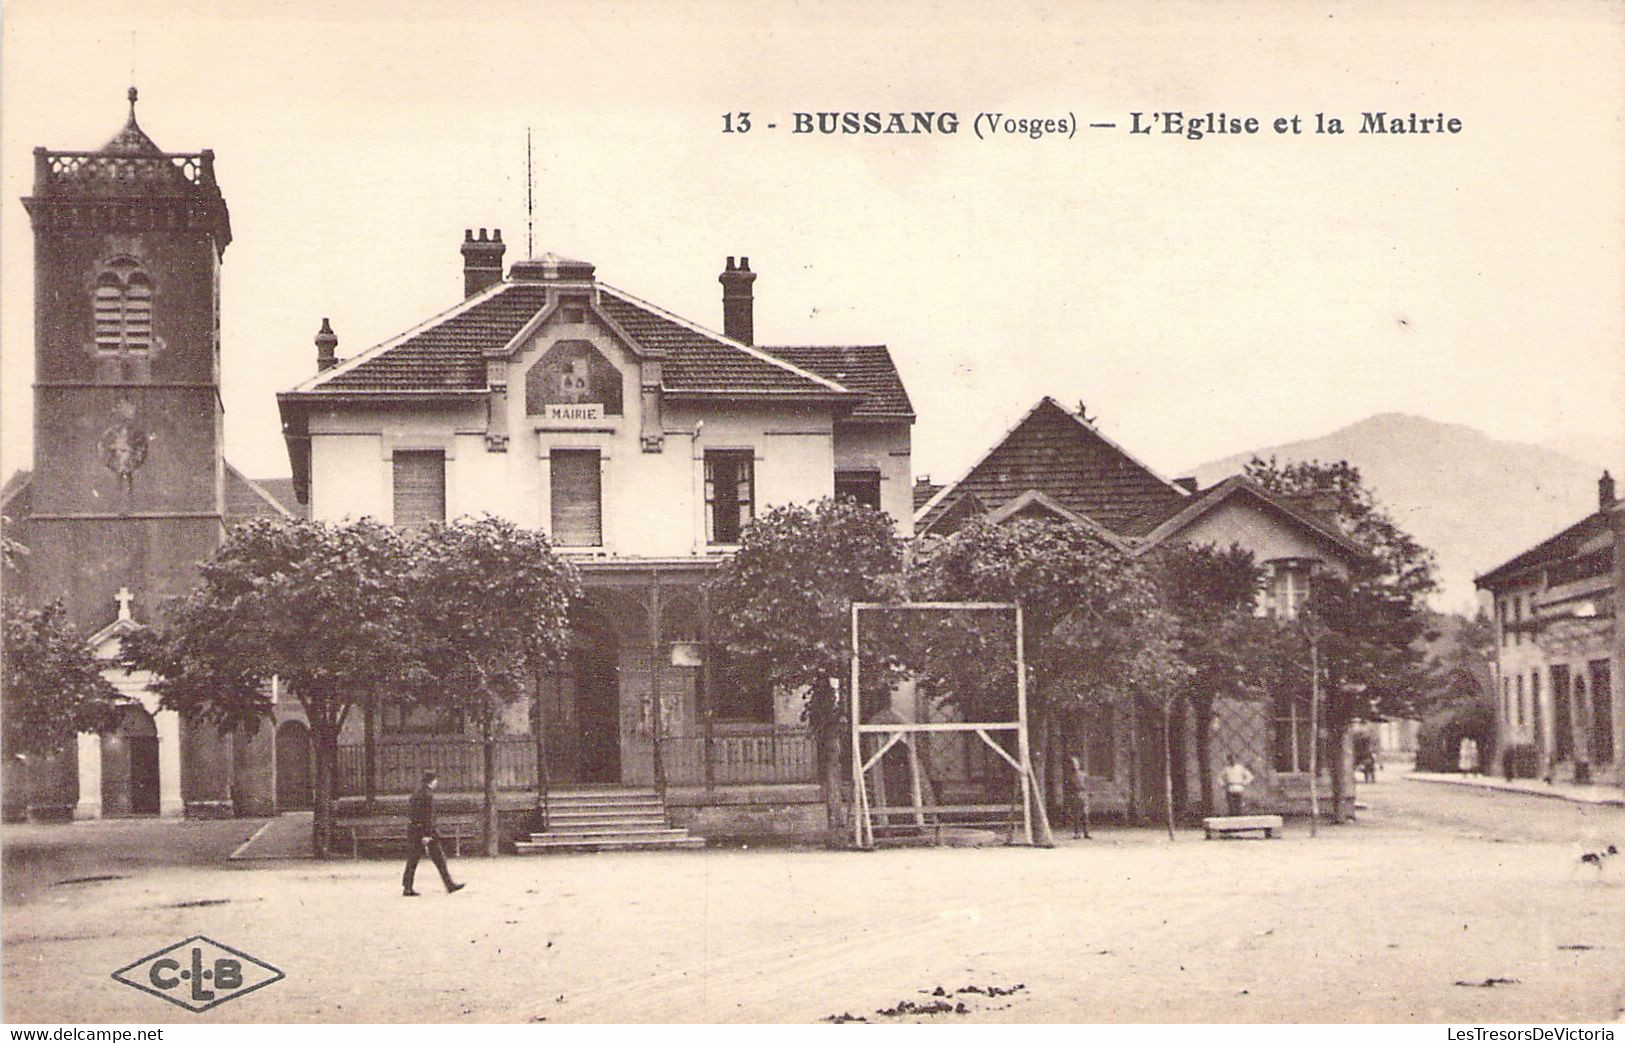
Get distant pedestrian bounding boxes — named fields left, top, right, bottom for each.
left=1458, top=736, right=1478, bottom=776
left=1360, top=752, right=1377, bottom=783
left=1219, top=756, right=1254, bottom=816
left=1068, top=754, right=1090, bottom=839
left=403, top=770, right=465, bottom=897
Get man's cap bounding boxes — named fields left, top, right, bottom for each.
left=422, top=770, right=438, bottom=783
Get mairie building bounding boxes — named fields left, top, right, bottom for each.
left=276, top=235, right=914, bottom=840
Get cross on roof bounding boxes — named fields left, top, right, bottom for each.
left=115, top=586, right=135, bottom=621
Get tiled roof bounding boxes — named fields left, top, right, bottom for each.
left=302, top=279, right=885, bottom=407
left=913, top=481, right=944, bottom=513
left=1475, top=510, right=1612, bottom=589
left=318, top=284, right=551, bottom=392
left=760, top=345, right=914, bottom=418
left=1122, top=475, right=1366, bottom=559
left=917, top=398, right=1185, bottom=536
left=1, top=469, right=31, bottom=512
left=595, top=291, right=842, bottom=398
left=225, top=465, right=302, bottom=522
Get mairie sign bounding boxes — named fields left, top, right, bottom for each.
left=540, top=402, right=605, bottom=425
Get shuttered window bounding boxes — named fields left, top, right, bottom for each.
left=93, top=265, right=153, bottom=353
left=704, top=450, right=754, bottom=544
left=392, top=451, right=445, bottom=526
left=550, top=450, right=602, bottom=547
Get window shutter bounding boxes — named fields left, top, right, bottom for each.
left=550, top=450, right=602, bottom=546
left=393, top=451, right=445, bottom=526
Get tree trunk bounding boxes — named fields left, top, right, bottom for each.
left=1328, top=698, right=1351, bottom=823
left=1195, top=696, right=1215, bottom=819
left=1125, top=703, right=1142, bottom=824
left=482, top=709, right=499, bottom=856
left=1161, top=706, right=1176, bottom=841
left=310, top=713, right=338, bottom=859
left=1074, top=718, right=1092, bottom=839
left=819, top=720, right=847, bottom=843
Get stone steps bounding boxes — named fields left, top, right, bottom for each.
left=515, top=786, right=705, bottom=854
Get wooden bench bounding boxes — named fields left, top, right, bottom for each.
left=335, top=814, right=481, bottom=858
left=1202, top=814, right=1283, bottom=840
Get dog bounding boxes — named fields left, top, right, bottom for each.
left=1576, top=843, right=1619, bottom=878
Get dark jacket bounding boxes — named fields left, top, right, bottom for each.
left=407, top=786, right=436, bottom=840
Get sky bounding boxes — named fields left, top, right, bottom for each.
left=3, top=0, right=1622, bottom=490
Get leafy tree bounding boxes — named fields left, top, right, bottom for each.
left=3, top=599, right=128, bottom=761
left=1146, top=543, right=1269, bottom=818
left=708, top=498, right=907, bottom=836
left=404, top=516, right=579, bottom=855
left=1244, top=457, right=1436, bottom=819
left=912, top=517, right=1178, bottom=837
left=123, top=517, right=418, bottom=856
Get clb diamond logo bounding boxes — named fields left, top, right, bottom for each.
left=112, top=935, right=284, bottom=1013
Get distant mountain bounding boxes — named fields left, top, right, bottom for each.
left=1188, top=413, right=1614, bottom=611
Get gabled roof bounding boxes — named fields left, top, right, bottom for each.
left=595, top=287, right=852, bottom=400
left=289, top=270, right=891, bottom=410
left=225, top=464, right=301, bottom=522
left=1, top=469, right=32, bottom=514
left=985, top=490, right=1129, bottom=550
left=1126, top=475, right=1366, bottom=560
left=1475, top=509, right=1614, bottom=589
left=916, top=397, right=1188, bottom=536
left=760, top=345, right=914, bottom=419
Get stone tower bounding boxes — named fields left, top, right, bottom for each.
left=17, top=91, right=235, bottom=818
left=21, top=89, right=231, bottom=634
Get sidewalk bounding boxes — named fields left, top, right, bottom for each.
left=1405, top=771, right=1625, bottom=807
left=228, top=810, right=312, bottom=859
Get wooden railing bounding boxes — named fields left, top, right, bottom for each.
left=663, top=728, right=818, bottom=786
left=336, top=738, right=538, bottom=796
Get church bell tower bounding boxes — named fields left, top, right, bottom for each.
left=21, top=89, right=233, bottom=634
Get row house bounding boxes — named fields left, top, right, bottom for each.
left=276, top=237, right=913, bottom=838
left=1475, top=472, right=1622, bottom=787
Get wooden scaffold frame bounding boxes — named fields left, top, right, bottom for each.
left=849, top=601, right=1052, bottom=849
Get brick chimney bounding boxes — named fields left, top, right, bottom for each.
left=1601, top=470, right=1616, bottom=511
left=315, top=317, right=338, bottom=371
left=719, top=256, right=756, bottom=344
left=461, top=228, right=506, bottom=297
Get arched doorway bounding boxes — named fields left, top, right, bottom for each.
left=276, top=721, right=313, bottom=811
left=103, top=705, right=159, bottom=816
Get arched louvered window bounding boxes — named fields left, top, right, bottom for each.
left=93, top=259, right=154, bottom=353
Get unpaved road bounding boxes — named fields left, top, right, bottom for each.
left=3, top=777, right=1622, bottom=1023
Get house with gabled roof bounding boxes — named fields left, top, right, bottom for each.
left=1475, top=472, right=1621, bottom=789
left=276, top=239, right=914, bottom=844
left=914, top=396, right=1367, bottom=822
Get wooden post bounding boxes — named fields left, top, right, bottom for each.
left=1014, top=603, right=1036, bottom=846
left=851, top=603, right=866, bottom=849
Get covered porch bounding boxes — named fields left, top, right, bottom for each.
left=333, top=559, right=823, bottom=835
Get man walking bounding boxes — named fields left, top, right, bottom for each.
left=1219, top=755, right=1254, bottom=816
left=403, top=770, right=465, bottom=897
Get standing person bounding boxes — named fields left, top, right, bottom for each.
left=1068, top=754, right=1090, bottom=839
left=403, top=770, right=465, bottom=897
left=1219, top=756, right=1254, bottom=816
left=1458, top=736, right=1477, bottom=776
